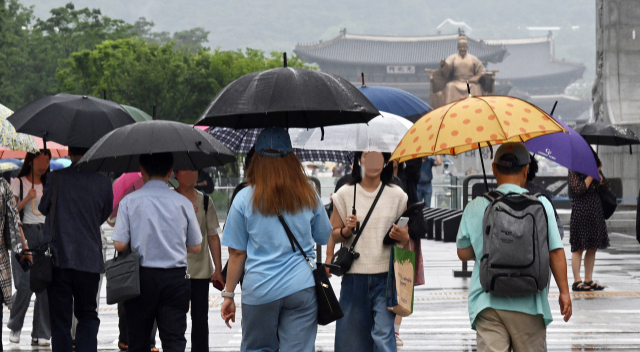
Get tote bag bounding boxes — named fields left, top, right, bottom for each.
left=386, top=245, right=415, bottom=317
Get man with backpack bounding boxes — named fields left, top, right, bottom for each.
left=456, top=143, right=572, bottom=351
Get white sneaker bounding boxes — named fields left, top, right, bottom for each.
left=395, top=332, right=403, bottom=346
left=31, top=338, right=50, bottom=346
left=9, top=330, right=20, bottom=344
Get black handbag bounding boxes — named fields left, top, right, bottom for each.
left=598, top=183, right=617, bottom=220
left=28, top=172, right=58, bottom=293
left=104, top=248, right=140, bottom=304
left=383, top=201, right=426, bottom=245
left=277, top=215, right=343, bottom=326
left=330, top=183, right=386, bottom=276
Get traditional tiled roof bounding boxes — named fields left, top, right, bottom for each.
left=294, top=33, right=508, bottom=66
left=484, top=36, right=585, bottom=80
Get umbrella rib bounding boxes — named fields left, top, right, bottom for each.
left=433, top=101, right=459, bottom=156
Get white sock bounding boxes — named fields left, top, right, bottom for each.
left=394, top=324, right=401, bottom=334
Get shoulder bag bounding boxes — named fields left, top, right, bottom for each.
left=28, top=172, right=58, bottom=293
left=104, top=247, right=140, bottom=304
left=277, top=215, right=343, bottom=326
left=330, top=183, right=386, bottom=276
left=598, top=184, right=617, bottom=220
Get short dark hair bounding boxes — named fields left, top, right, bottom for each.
left=68, top=147, right=89, bottom=157
left=495, top=154, right=526, bottom=176
left=591, top=148, right=602, bottom=168
left=526, top=154, right=538, bottom=182
left=348, top=151, right=394, bottom=185
left=139, top=153, right=174, bottom=178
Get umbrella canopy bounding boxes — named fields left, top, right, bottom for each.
left=0, top=163, right=19, bottom=173
left=49, top=160, right=65, bottom=170
left=55, top=158, right=72, bottom=168
left=209, top=127, right=353, bottom=163
left=574, top=122, right=640, bottom=146
left=8, top=93, right=136, bottom=148
left=0, top=137, right=68, bottom=159
left=289, top=111, right=412, bottom=153
left=110, top=172, right=144, bottom=219
left=0, top=104, right=39, bottom=153
left=122, top=105, right=153, bottom=122
left=525, top=119, right=600, bottom=180
left=78, top=120, right=236, bottom=173
left=196, top=67, right=379, bottom=129
left=390, top=96, right=566, bottom=163
left=357, top=86, right=431, bottom=123
left=2, top=159, right=23, bottom=168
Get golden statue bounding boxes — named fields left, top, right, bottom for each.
left=426, top=35, right=497, bottom=108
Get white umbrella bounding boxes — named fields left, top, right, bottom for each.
left=289, top=111, right=412, bottom=153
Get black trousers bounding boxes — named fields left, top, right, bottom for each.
left=117, top=303, right=157, bottom=347
left=124, top=267, right=190, bottom=352
left=48, top=267, right=100, bottom=352
left=190, top=279, right=210, bottom=352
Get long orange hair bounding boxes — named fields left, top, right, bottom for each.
left=246, top=153, right=318, bottom=215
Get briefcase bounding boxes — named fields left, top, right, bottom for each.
left=104, top=249, right=140, bottom=304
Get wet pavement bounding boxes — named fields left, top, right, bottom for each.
left=2, top=226, right=640, bottom=351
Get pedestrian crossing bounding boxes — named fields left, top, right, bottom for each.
left=2, top=232, right=640, bottom=351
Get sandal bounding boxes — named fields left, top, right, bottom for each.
left=572, top=281, right=592, bottom=291
left=118, top=341, right=128, bottom=351
left=150, top=348, right=159, bottom=352
left=585, top=281, right=605, bottom=291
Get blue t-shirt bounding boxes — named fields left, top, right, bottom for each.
left=456, top=183, right=563, bottom=330
left=419, top=158, right=436, bottom=184
left=222, top=186, right=332, bottom=305
left=112, top=181, right=203, bottom=269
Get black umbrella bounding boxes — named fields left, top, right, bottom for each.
left=8, top=93, right=136, bottom=148
left=196, top=56, right=379, bottom=129
left=575, top=122, right=640, bottom=153
left=77, top=120, right=236, bottom=173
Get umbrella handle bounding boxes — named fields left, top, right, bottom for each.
left=478, top=143, right=489, bottom=192
left=31, top=199, right=42, bottom=216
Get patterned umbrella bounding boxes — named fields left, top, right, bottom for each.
left=391, top=96, right=566, bottom=162
left=209, top=127, right=353, bottom=164
left=390, top=95, right=566, bottom=190
left=0, top=104, right=39, bottom=153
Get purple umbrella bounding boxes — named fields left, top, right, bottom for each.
left=525, top=119, right=600, bottom=180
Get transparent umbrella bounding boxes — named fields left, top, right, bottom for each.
left=289, top=111, right=412, bottom=153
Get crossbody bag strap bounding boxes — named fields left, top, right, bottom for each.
left=349, top=183, right=386, bottom=251
left=45, top=172, right=60, bottom=243
left=277, top=214, right=314, bottom=269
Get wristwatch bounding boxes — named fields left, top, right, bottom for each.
left=221, top=291, right=235, bottom=298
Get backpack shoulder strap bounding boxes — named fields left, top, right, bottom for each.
left=483, top=190, right=503, bottom=202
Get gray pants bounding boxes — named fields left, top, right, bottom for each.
left=241, top=287, right=317, bottom=352
left=7, top=224, right=51, bottom=339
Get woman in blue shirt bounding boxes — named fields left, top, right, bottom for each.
left=221, top=127, right=332, bottom=352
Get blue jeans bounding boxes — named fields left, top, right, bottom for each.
left=241, top=287, right=317, bottom=352
left=335, top=273, right=396, bottom=352
left=417, top=183, right=433, bottom=207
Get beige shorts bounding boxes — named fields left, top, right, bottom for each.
left=476, top=308, right=546, bottom=352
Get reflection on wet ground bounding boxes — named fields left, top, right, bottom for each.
left=2, top=228, right=640, bottom=351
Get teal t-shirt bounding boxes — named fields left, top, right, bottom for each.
left=456, top=183, right=563, bottom=330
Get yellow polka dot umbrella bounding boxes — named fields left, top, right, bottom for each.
left=391, top=96, right=566, bottom=162
left=390, top=95, right=567, bottom=190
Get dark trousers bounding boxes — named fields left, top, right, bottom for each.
left=117, top=303, right=157, bottom=347
left=48, top=267, right=100, bottom=352
left=190, top=279, right=210, bottom=352
left=124, top=267, right=190, bottom=352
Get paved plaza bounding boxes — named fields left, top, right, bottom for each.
left=2, top=226, right=640, bottom=351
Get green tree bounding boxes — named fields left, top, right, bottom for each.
left=57, top=38, right=309, bottom=123
left=0, top=1, right=136, bottom=110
